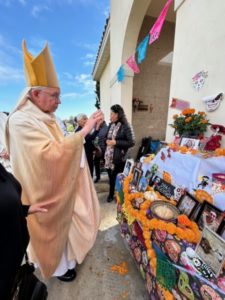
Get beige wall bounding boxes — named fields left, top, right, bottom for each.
left=100, top=60, right=111, bottom=124
left=132, top=16, right=175, bottom=156
left=166, top=0, right=225, bottom=146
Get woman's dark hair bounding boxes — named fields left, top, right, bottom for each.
left=111, top=104, right=128, bottom=124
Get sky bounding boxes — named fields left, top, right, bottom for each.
left=0, top=0, right=109, bottom=119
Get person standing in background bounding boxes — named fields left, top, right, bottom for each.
left=105, top=104, right=135, bottom=202
left=56, top=116, right=68, bottom=136
left=93, top=120, right=108, bottom=183
left=75, top=114, right=103, bottom=177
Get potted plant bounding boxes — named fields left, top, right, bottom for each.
left=170, top=108, right=210, bottom=138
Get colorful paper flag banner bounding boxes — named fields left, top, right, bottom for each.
left=117, top=65, right=125, bottom=82
left=126, top=54, right=140, bottom=74
left=149, top=0, right=173, bottom=45
left=170, top=98, right=190, bottom=110
left=137, top=35, right=150, bottom=64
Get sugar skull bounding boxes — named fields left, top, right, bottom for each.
left=178, top=272, right=195, bottom=300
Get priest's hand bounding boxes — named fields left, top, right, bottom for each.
left=28, top=199, right=56, bottom=215
left=80, top=110, right=104, bottom=137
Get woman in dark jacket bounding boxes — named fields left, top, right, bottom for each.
left=0, top=163, right=53, bottom=299
left=75, top=114, right=102, bottom=177
left=104, top=104, right=135, bottom=202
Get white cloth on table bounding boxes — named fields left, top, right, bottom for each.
left=141, top=148, right=225, bottom=211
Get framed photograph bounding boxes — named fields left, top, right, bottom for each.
left=138, top=176, right=148, bottom=192
left=123, top=159, right=134, bottom=177
left=180, top=137, right=200, bottom=150
left=135, top=161, right=142, bottom=170
left=176, top=192, right=199, bottom=218
left=195, top=201, right=224, bottom=232
left=195, top=226, right=225, bottom=277
left=144, top=170, right=152, bottom=181
left=131, top=167, right=143, bottom=188
left=217, top=220, right=225, bottom=240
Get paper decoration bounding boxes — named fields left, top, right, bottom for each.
left=154, top=243, right=176, bottom=291
left=117, top=65, right=125, bottom=82
left=149, top=0, right=173, bottom=45
left=212, top=173, right=225, bottom=194
left=137, top=35, right=150, bottom=64
left=170, top=98, right=190, bottom=110
left=126, top=55, right=140, bottom=73
left=202, top=93, right=223, bottom=112
left=192, top=71, right=208, bottom=91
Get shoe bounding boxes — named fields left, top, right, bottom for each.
left=94, top=177, right=100, bottom=183
left=107, top=195, right=114, bottom=203
left=57, top=269, right=77, bottom=282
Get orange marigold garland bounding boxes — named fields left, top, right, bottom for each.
left=123, top=176, right=201, bottom=244
left=121, top=176, right=201, bottom=299
left=194, top=189, right=214, bottom=204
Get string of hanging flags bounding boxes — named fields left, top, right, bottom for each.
left=117, top=0, right=173, bottom=82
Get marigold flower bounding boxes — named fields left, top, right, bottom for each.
left=182, top=108, right=195, bottom=115
left=198, top=111, right=206, bottom=116
left=185, top=117, right=192, bottom=123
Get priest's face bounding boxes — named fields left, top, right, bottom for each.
left=31, top=87, right=61, bottom=113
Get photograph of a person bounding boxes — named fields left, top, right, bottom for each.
left=145, top=170, right=152, bottom=181
left=180, top=137, right=200, bottom=150
left=123, top=159, right=134, bottom=177
left=196, top=227, right=225, bottom=277
left=131, top=167, right=143, bottom=188
left=138, top=176, right=148, bottom=192
left=176, top=192, right=199, bottom=218
left=195, top=201, right=223, bottom=232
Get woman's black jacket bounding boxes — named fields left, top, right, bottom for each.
left=106, top=122, right=135, bottom=165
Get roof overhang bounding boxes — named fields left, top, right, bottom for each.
left=92, top=20, right=110, bottom=81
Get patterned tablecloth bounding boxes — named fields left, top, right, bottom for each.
left=115, top=174, right=225, bottom=300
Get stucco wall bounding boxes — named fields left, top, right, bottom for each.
left=100, top=60, right=111, bottom=124
left=166, top=0, right=225, bottom=146
left=132, top=16, right=175, bottom=157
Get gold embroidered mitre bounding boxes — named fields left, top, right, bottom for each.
left=22, top=40, right=59, bottom=88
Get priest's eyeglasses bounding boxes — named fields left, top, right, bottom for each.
left=41, top=91, right=61, bottom=101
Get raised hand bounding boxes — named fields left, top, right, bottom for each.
left=80, top=110, right=104, bottom=137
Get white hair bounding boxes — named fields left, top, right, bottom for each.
left=76, top=113, right=87, bottom=122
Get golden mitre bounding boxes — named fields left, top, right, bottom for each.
left=22, top=40, right=59, bottom=88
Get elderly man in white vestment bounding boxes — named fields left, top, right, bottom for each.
left=6, top=40, right=103, bottom=281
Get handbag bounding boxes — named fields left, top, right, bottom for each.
left=11, top=253, right=48, bottom=300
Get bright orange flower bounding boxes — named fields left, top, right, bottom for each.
left=182, top=108, right=195, bottom=115
left=185, top=117, right=192, bottom=123
left=198, top=111, right=206, bottom=116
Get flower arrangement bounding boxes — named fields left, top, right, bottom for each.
left=170, top=108, right=210, bottom=137
left=122, top=176, right=201, bottom=244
